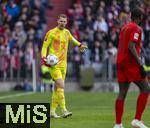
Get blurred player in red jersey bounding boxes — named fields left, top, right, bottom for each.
left=113, top=8, right=150, bottom=128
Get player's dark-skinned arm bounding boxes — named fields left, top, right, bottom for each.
left=128, top=42, right=146, bottom=77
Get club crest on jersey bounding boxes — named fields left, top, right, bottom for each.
left=134, top=33, right=139, bottom=40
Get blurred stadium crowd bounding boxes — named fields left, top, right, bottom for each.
left=0, top=0, right=51, bottom=80
left=67, top=0, right=150, bottom=81
left=0, top=0, right=149, bottom=82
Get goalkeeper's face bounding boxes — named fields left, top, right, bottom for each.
left=57, top=17, right=67, bottom=30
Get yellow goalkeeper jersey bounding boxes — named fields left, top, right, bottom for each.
left=41, top=27, right=81, bottom=67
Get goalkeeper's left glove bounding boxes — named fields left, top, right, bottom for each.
left=79, top=44, right=88, bottom=52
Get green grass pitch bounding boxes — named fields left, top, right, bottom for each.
left=0, top=91, right=149, bottom=128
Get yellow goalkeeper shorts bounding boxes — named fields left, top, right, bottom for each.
left=49, top=66, right=67, bottom=80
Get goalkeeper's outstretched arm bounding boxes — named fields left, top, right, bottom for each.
left=68, top=31, right=88, bottom=52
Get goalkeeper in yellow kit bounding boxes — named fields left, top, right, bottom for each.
left=41, top=14, right=88, bottom=118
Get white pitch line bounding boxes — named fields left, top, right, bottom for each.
left=0, top=92, right=35, bottom=100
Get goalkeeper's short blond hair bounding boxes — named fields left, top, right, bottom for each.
left=58, top=14, right=67, bottom=19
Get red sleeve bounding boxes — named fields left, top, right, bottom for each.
left=129, top=27, right=141, bottom=44
left=130, top=26, right=142, bottom=43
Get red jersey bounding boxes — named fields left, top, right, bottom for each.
left=117, top=22, right=142, bottom=64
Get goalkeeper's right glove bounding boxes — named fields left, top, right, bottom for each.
left=140, top=65, right=146, bottom=78
left=79, top=44, right=88, bottom=52
left=41, top=57, right=51, bottom=67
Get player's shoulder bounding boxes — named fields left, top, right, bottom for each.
left=124, top=22, right=141, bottom=33
left=45, top=29, right=52, bottom=35
left=128, top=22, right=141, bottom=30
left=64, top=28, right=70, bottom=33
left=45, top=28, right=56, bottom=36
left=48, top=28, right=57, bottom=33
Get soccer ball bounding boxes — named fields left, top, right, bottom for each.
left=46, top=54, right=58, bottom=66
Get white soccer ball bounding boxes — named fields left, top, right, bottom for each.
left=46, top=54, right=58, bottom=66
